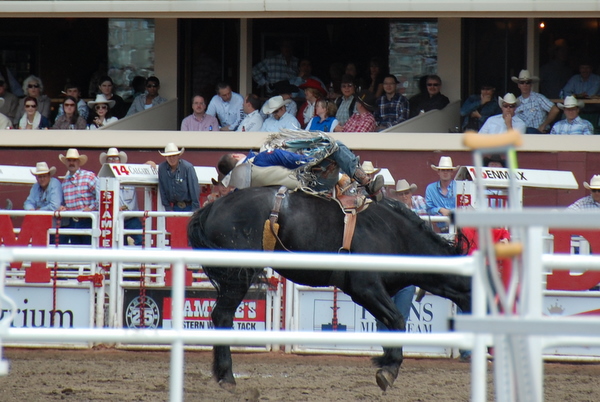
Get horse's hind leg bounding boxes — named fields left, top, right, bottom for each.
left=210, top=274, right=254, bottom=391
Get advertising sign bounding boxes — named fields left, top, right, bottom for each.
left=293, top=289, right=454, bottom=356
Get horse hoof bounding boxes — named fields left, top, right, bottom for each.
left=218, top=380, right=237, bottom=393
left=376, top=368, right=395, bottom=391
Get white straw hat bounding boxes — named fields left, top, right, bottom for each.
left=360, top=161, right=380, bottom=175
left=583, top=175, right=600, bottom=190
left=30, top=162, right=56, bottom=176
left=498, top=93, right=521, bottom=108
left=431, top=156, right=458, bottom=171
left=511, top=69, right=539, bottom=84
left=99, top=147, right=128, bottom=164
left=557, top=95, right=585, bottom=110
left=261, top=95, right=292, bottom=115
left=87, top=94, right=116, bottom=109
left=59, top=148, right=88, bottom=166
left=392, top=179, right=417, bottom=193
left=159, top=143, right=184, bottom=157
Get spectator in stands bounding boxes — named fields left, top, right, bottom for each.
left=158, top=143, right=200, bottom=212
left=15, top=75, right=51, bottom=125
left=460, top=82, right=501, bottom=132
left=484, top=154, right=506, bottom=168
left=24, top=162, right=63, bottom=211
left=271, top=80, right=299, bottom=118
left=374, top=74, right=409, bottom=131
left=297, top=79, right=326, bottom=128
left=18, top=97, right=50, bottom=129
left=56, top=83, right=89, bottom=121
left=550, top=96, right=594, bottom=135
left=0, top=75, right=18, bottom=123
left=88, top=94, right=118, bottom=129
left=260, top=95, right=301, bottom=132
left=561, top=61, right=600, bottom=99
left=479, top=93, right=526, bottom=134
left=513, top=69, right=560, bottom=133
left=334, top=91, right=376, bottom=133
left=53, top=96, right=87, bottom=129
left=392, top=179, right=427, bottom=215
left=539, top=39, right=572, bottom=99
left=126, top=76, right=168, bottom=117
left=58, top=148, right=99, bottom=245
left=409, top=74, right=450, bottom=118
left=365, top=57, right=385, bottom=98
left=306, top=99, right=339, bottom=132
left=252, top=39, right=299, bottom=95
left=335, top=74, right=357, bottom=126
left=131, top=76, right=147, bottom=99
left=425, top=156, right=457, bottom=233
left=0, top=98, right=12, bottom=129
left=99, top=148, right=142, bottom=245
left=290, top=59, right=326, bottom=100
left=236, top=94, right=264, bottom=132
left=181, top=95, right=219, bottom=131
left=206, top=82, right=244, bottom=131
left=92, top=76, right=128, bottom=120
left=568, top=175, right=600, bottom=210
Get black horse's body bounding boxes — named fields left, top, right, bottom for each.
left=188, top=186, right=471, bottom=391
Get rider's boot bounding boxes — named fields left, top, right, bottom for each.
left=353, top=168, right=384, bottom=201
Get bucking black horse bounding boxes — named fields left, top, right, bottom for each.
left=188, top=186, right=471, bottom=391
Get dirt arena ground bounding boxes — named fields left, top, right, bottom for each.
left=0, top=348, right=599, bottom=401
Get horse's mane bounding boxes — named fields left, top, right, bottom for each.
left=381, top=197, right=468, bottom=256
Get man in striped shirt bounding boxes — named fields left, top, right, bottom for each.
left=58, top=148, right=99, bottom=245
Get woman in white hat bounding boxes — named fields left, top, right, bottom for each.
left=425, top=156, right=458, bottom=231
left=88, top=94, right=118, bottom=129
left=550, top=96, right=594, bottom=135
left=567, top=175, right=600, bottom=210
left=24, top=162, right=63, bottom=211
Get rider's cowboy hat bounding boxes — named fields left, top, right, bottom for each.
left=431, top=156, right=458, bottom=171
left=30, top=162, right=56, bottom=176
left=392, top=179, right=417, bottom=193
left=498, top=93, right=521, bottom=108
left=360, top=161, right=380, bottom=175
left=511, top=69, right=539, bottom=84
left=99, top=147, right=128, bottom=164
left=87, top=94, right=115, bottom=109
left=159, top=143, right=184, bottom=157
left=299, top=79, right=327, bottom=97
left=262, top=95, right=292, bottom=115
left=59, top=148, right=88, bottom=166
left=583, top=175, right=600, bottom=190
left=557, top=95, right=585, bottom=110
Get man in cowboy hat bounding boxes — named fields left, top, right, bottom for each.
left=158, top=143, right=200, bottom=212
left=425, top=156, right=458, bottom=231
left=270, top=80, right=299, bottom=117
left=550, top=96, right=594, bottom=135
left=206, top=82, right=244, bottom=131
left=568, top=175, right=600, bottom=210
left=0, top=97, right=12, bottom=129
left=260, top=95, right=301, bottom=132
left=479, top=93, right=526, bottom=134
left=392, top=179, right=427, bottom=215
left=334, top=74, right=358, bottom=126
left=512, top=69, right=560, bottom=134
left=24, top=162, right=63, bottom=211
left=334, top=90, right=376, bottom=133
left=236, top=94, right=264, bottom=132
left=374, top=74, right=409, bottom=131
left=99, top=148, right=142, bottom=245
left=58, top=148, right=99, bottom=245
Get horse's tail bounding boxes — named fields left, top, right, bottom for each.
left=188, top=202, right=219, bottom=250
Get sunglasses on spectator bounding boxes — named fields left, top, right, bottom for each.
left=25, top=104, right=37, bottom=108
left=64, top=103, right=76, bottom=107
left=341, top=83, right=354, bottom=88
left=518, top=81, right=532, bottom=85
left=28, top=84, right=40, bottom=89
left=146, top=84, right=158, bottom=88
left=427, top=83, right=440, bottom=87
left=502, top=103, right=516, bottom=109
left=95, top=105, right=108, bottom=110
left=592, top=189, right=600, bottom=193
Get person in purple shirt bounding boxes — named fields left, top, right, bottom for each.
left=181, top=95, right=219, bottom=131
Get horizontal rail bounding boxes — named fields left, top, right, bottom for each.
left=454, top=316, right=600, bottom=336
left=454, top=209, right=600, bottom=228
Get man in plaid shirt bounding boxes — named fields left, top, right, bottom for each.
left=58, top=148, right=99, bottom=245
left=568, top=175, right=600, bottom=210
left=374, top=74, right=409, bottom=131
left=252, top=40, right=298, bottom=95
left=335, top=91, right=377, bottom=133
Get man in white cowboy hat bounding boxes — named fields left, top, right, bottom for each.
left=550, top=96, right=594, bottom=135
left=260, top=95, right=301, bottom=132
left=512, top=69, right=560, bottom=134
left=58, top=148, right=99, bottom=245
left=158, top=143, right=200, bottom=211
left=391, top=179, right=427, bottom=215
left=479, top=93, right=526, bottom=134
left=0, top=97, right=12, bottom=129
left=334, top=90, right=377, bottom=133
left=568, top=175, right=600, bottom=210
left=206, top=82, right=244, bottom=131
left=24, top=162, right=63, bottom=211
left=99, top=148, right=143, bottom=245
left=425, top=156, right=458, bottom=231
